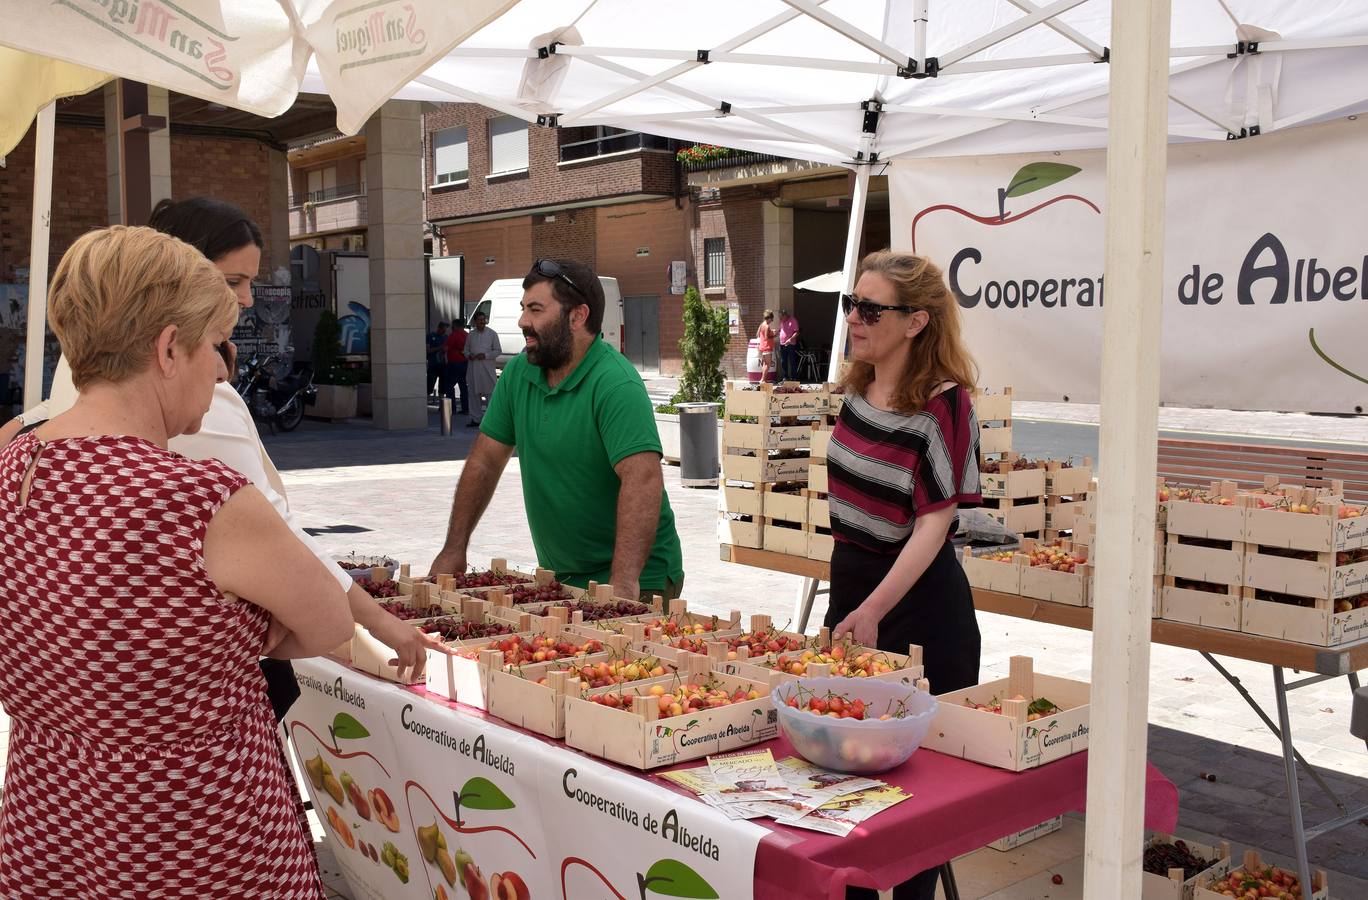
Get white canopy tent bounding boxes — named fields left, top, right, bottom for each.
left=6, top=1, right=1368, bottom=894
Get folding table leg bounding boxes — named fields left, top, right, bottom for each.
left=794, top=577, right=820, bottom=632
left=1272, top=666, right=1314, bottom=898
left=938, top=862, right=961, bottom=900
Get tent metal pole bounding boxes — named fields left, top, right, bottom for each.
left=938, top=0, right=1088, bottom=69
left=1006, top=0, right=1106, bottom=56
left=826, top=163, right=869, bottom=384
left=23, top=101, right=55, bottom=411
left=1083, top=0, right=1170, bottom=895
left=914, top=0, right=929, bottom=70
left=780, top=0, right=912, bottom=67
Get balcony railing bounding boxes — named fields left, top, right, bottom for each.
left=678, top=150, right=787, bottom=172
left=296, top=182, right=366, bottom=205
left=289, top=194, right=368, bottom=237
left=559, top=131, right=679, bottom=163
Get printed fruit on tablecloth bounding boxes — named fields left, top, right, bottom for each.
left=490, top=871, right=531, bottom=900
left=325, top=806, right=355, bottom=849
left=340, top=772, right=370, bottom=820
left=370, top=787, right=401, bottom=832
left=380, top=841, right=410, bottom=884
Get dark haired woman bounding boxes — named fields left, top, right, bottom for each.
left=826, top=251, right=983, bottom=900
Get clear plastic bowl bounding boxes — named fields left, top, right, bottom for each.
left=772, top=676, right=939, bottom=774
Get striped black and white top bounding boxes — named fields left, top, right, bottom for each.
left=827, top=386, right=981, bottom=554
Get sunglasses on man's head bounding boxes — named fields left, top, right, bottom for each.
left=529, top=258, right=589, bottom=304
left=840, top=293, right=916, bottom=325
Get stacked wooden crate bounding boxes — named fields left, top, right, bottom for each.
left=979, top=453, right=1047, bottom=539
left=1043, top=458, right=1094, bottom=541
left=806, top=422, right=834, bottom=562
left=718, top=382, right=823, bottom=560
left=972, top=387, right=1013, bottom=463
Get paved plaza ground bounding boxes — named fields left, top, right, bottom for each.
left=265, top=390, right=1368, bottom=896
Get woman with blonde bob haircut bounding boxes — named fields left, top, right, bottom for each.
left=0, top=226, right=350, bottom=896
left=825, top=251, right=982, bottom=900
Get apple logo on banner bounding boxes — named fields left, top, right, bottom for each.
left=910, top=163, right=1103, bottom=311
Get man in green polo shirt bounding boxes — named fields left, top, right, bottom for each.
left=430, top=258, right=684, bottom=600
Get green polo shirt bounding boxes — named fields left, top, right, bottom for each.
left=480, top=338, right=684, bottom=590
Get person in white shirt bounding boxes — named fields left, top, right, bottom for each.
left=464, top=310, right=501, bottom=427
left=0, top=197, right=443, bottom=715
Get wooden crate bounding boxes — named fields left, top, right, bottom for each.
left=1243, top=543, right=1368, bottom=601
left=1164, top=481, right=1244, bottom=542
left=825, top=387, right=845, bottom=419
left=1073, top=522, right=1165, bottom=577
left=960, top=547, right=1024, bottom=594
left=1141, top=834, right=1230, bottom=900
left=923, top=656, right=1090, bottom=772
left=763, top=487, right=809, bottom=525
left=1194, top=850, right=1326, bottom=900
left=1044, top=459, right=1094, bottom=497
left=563, top=665, right=780, bottom=769
left=980, top=457, right=1046, bottom=500
left=721, top=484, right=764, bottom=517
left=484, top=640, right=677, bottom=739
left=1244, top=485, right=1368, bottom=554
left=722, top=418, right=813, bottom=451
left=1164, top=534, right=1246, bottom=585
left=722, top=451, right=810, bottom=484
left=568, top=602, right=742, bottom=644
left=1240, top=588, right=1368, bottom=647
left=978, top=423, right=1013, bottom=455
left=971, top=386, right=1013, bottom=422
left=1044, top=495, right=1088, bottom=531
left=981, top=496, right=1046, bottom=535
left=763, top=519, right=809, bottom=556
left=807, top=492, right=830, bottom=529
left=1017, top=540, right=1091, bottom=607
left=809, top=426, right=833, bottom=462
left=720, top=630, right=925, bottom=688
left=988, top=817, right=1063, bottom=852
left=1161, top=577, right=1241, bottom=632
left=809, top=462, right=829, bottom=493
left=806, top=528, right=834, bottom=562
left=718, top=514, right=763, bottom=549
left=726, top=381, right=828, bottom=418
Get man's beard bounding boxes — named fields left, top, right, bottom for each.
left=524, top=310, right=574, bottom=369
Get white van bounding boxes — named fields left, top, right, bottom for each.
left=466, top=276, right=624, bottom=369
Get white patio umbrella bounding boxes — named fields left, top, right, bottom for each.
left=792, top=271, right=845, bottom=293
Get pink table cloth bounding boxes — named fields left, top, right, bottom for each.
left=406, top=686, right=1178, bottom=899
left=744, top=736, right=1178, bottom=899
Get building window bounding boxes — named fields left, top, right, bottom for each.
left=306, top=166, right=336, bottom=202
left=704, top=238, right=726, bottom=287
left=433, top=126, right=469, bottom=184
left=488, top=116, right=530, bottom=176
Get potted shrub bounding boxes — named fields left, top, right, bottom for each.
left=308, top=310, right=357, bottom=421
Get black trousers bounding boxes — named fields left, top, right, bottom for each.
left=260, top=658, right=300, bottom=724
left=825, top=538, right=982, bottom=900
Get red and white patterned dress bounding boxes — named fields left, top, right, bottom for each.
left=0, top=433, right=322, bottom=898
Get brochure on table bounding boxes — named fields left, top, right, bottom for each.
left=289, top=657, right=763, bottom=900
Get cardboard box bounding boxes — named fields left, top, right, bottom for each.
left=988, top=816, right=1063, bottom=852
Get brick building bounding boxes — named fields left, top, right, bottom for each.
left=423, top=103, right=693, bottom=373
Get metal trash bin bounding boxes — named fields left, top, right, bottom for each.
left=677, top=402, right=720, bottom=487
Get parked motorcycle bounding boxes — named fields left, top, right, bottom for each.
left=235, top=353, right=315, bottom=433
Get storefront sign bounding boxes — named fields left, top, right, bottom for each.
left=890, top=116, right=1368, bottom=413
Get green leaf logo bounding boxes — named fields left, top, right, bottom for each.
left=331, top=712, right=370, bottom=740
left=458, top=777, right=515, bottom=811
left=1004, top=162, right=1081, bottom=199
left=639, top=858, right=719, bottom=899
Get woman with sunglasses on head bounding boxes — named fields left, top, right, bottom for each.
left=826, top=251, right=982, bottom=900
left=0, top=198, right=442, bottom=708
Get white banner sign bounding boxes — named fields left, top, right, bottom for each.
left=289, top=659, right=762, bottom=900
left=890, top=116, right=1368, bottom=413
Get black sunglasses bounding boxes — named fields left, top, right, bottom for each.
left=841, top=293, right=916, bottom=325
left=530, top=258, right=589, bottom=304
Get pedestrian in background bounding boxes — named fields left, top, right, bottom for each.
left=464, top=311, right=500, bottom=426
left=756, top=309, right=777, bottom=383
left=443, top=317, right=469, bottom=415
left=779, top=307, right=801, bottom=381
left=427, top=321, right=449, bottom=400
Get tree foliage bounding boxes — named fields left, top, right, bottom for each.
left=674, top=285, right=730, bottom=405
left=311, top=309, right=342, bottom=384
